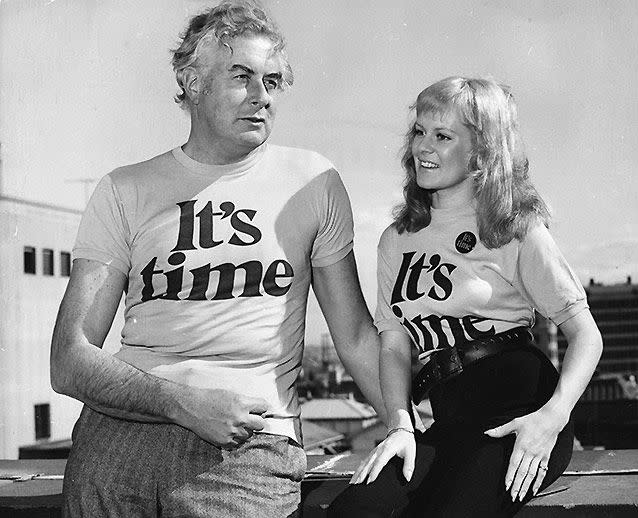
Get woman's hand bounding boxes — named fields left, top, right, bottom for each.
left=350, top=429, right=416, bottom=485
left=484, top=403, right=569, bottom=501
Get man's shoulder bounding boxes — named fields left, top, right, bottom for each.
left=266, top=144, right=335, bottom=174
left=108, top=149, right=175, bottom=185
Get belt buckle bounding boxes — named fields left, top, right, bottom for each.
left=434, top=346, right=463, bottom=379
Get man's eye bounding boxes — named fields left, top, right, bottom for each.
left=414, top=127, right=424, bottom=136
left=264, top=79, right=280, bottom=91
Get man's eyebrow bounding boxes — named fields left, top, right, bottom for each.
left=228, top=64, right=282, bottom=79
left=228, top=64, right=254, bottom=74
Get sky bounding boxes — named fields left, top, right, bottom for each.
left=1, top=0, right=637, bottom=344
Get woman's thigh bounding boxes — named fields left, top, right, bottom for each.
left=328, top=431, right=440, bottom=518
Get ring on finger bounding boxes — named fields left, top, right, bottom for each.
left=538, top=464, right=548, bottom=472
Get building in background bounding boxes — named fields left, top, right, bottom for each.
left=559, top=279, right=638, bottom=375
left=0, top=196, right=82, bottom=458
left=556, top=279, right=638, bottom=449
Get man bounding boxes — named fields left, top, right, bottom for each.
left=50, top=2, right=385, bottom=517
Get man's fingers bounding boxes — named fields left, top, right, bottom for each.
left=245, top=414, right=266, bottom=431
left=246, top=397, right=270, bottom=415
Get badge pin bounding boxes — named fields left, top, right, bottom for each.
left=455, top=231, right=476, bottom=254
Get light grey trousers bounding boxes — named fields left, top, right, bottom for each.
left=63, top=406, right=306, bottom=518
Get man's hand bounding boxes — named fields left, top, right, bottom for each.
left=175, top=388, right=269, bottom=448
left=51, top=259, right=269, bottom=449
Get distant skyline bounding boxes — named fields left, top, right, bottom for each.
left=1, top=0, right=637, bottom=343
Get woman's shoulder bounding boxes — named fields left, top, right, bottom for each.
left=378, top=223, right=401, bottom=250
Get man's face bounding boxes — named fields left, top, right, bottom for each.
left=194, top=34, right=285, bottom=163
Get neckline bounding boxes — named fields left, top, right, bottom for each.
left=430, top=200, right=476, bottom=218
left=172, top=143, right=267, bottom=178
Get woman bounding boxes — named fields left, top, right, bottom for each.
left=329, top=77, right=602, bottom=517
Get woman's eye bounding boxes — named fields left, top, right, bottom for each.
left=437, top=133, right=451, bottom=141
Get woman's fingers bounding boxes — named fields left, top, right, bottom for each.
left=504, top=444, right=524, bottom=491
left=365, top=449, right=396, bottom=484
left=509, top=453, right=533, bottom=500
left=514, top=455, right=540, bottom=501
left=350, top=452, right=377, bottom=485
left=532, top=460, right=550, bottom=496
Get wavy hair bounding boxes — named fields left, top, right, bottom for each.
left=171, top=1, right=293, bottom=110
left=394, top=76, right=550, bottom=248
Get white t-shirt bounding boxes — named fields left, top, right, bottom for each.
left=375, top=203, right=587, bottom=362
left=74, top=143, right=354, bottom=442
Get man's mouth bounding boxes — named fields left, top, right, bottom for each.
left=242, top=116, right=266, bottom=123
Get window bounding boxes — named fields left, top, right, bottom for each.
left=24, top=246, right=36, bottom=274
left=42, top=248, right=54, bottom=276
left=60, top=251, right=71, bottom=277
left=34, top=403, right=51, bottom=440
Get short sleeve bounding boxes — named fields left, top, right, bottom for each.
left=310, top=169, right=354, bottom=267
left=73, top=174, right=131, bottom=275
left=514, top=224, right=587, bottom=325
left=374, top=227, right=407, bottom=335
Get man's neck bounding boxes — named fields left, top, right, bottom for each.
left=182, top=136, right=259, bottom=166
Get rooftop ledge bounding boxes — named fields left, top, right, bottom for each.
left=1, top=450, right=637, bottom=516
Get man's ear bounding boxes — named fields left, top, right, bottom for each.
left=182, top=67, right=202, bottom=105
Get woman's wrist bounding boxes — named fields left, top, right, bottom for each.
left=386, top=426, right=414, bottom=438
left=388, top=408, right=413, bottom=430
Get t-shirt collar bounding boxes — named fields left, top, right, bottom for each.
left=172, top=143, right=267, bottom=177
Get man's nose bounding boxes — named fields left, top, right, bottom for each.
left=249, top=80, right=272, bottom=108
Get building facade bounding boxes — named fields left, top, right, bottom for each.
left=0, top=196, right=121, bottom=458
left=558, top=280, right=638, bottom=376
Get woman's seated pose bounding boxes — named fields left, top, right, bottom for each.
left=329, top=76, right=602, bottom=517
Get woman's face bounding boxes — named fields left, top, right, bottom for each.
left=411, top=107, right=475, bottom=208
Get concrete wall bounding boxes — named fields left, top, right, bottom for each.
left=0, top=198, right=122, bottom=458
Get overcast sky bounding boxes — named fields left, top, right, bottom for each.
left=1, top=0, right=637, bottom=343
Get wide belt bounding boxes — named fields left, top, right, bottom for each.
left=411, top=326, right=534, bottom=404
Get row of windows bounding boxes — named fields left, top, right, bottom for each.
left=24, top=246, right=71, bottom=277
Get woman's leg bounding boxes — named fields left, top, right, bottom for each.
left=328, top=430, right=440, bottom=518
left=407, top=418, right=574, bottom=517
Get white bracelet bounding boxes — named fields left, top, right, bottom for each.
left=386, top=427, right=414, bottom=438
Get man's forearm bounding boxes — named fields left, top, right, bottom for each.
left=334, top=325, right=388, bottom=424
left=52, top=339, right=183, bottom=424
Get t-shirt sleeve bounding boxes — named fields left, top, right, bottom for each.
left=310, top=169, right=354, bottom=267
left=514, top=223, right=588, bottom=325
left=374, top=227, right=407, bottom=335
left=73, top=174, right=131, bottom=276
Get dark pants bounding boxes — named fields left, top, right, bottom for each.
left=329, top=347, right=574, bottom=517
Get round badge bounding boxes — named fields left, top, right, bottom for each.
left=455, top=231, right=476, bottom=254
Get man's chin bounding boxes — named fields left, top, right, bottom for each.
left=238, top=131, right=270, bottom=149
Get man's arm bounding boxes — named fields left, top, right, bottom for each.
left=312, top=251, right=387, bottom=424
left=50, top=258, right=267, bottom=447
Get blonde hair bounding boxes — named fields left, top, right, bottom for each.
left=394, top=76, right=550, bottom=248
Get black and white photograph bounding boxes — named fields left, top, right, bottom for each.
left=0, top=1, right=637, bottom=516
